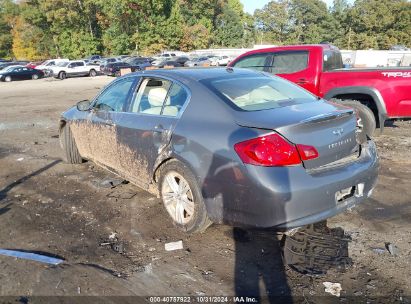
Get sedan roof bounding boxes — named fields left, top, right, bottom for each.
left=136, top=67, right=264, bottom=82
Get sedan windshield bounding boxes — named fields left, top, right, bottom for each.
left=205, top=76, right=317, bottom=111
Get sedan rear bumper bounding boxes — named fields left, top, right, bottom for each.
left=208, top=140, right=379, bottom=229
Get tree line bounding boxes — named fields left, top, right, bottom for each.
left=0, top=0, right=410, bottom=60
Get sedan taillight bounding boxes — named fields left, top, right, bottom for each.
left=234, top=133, right=318, bottom=167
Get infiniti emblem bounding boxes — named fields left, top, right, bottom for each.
left=333, top=128, right=344, bottom=136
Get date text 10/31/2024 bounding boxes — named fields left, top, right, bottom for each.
left=148, top=296, right=258, bottom=303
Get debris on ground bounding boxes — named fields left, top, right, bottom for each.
left=0, top=249, right=64, bottom=265
left=143, top=263, right=153, bottom=274
left=372, top=247, right=386, bottom=254
left=385, top=243, right=399, bottom=256
left=165, top=240, right=183, bottom=251
left=93, top=178, right=125, bottom=189
left=283, top=221, right=352, bottom=275
left=323, top=282, right=342, bottom=297
left=16, top=158, right=24, bottom=162
left=111, top=242, right=124, bottom=254
left=107, top=190, right=137, bottom=199
left=99, top=233, right=125, bottom=254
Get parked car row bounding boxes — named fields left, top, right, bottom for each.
left=0, top=53, right=234, bottom=82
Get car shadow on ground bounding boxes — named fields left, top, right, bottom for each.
left=203, top=129, right=293, bottom=302
left=0, top=159, right=61, bottom=201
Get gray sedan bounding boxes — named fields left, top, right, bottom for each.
left=60, top=68, right=379, bottom=233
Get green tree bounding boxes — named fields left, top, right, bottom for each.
left=0, top=0, right=18, bottom=58
left=163, top=2, right=184, bottom=50
left=95, top=0, right=136, bottom=55
left=213, top=1, right=244, bottom=47
left=254, top=0, right=290, bottom=44
left=347, top=0, right=411, bottom=49
left=288, top=0, right=339, bottom=44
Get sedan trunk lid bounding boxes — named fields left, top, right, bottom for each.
left=234, top=100, right=359, bottom=169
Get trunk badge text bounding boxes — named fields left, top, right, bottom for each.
left=333, top=128, right=344, bottom=136
left=329, top=138, right=352, bottom=149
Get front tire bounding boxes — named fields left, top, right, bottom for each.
left=60, top=125, right=82, bottom=164
left=32, top=74, right=39, bottom=80
left=89, top=69, right=97, bottom=77
left=159, top=160, right=212, bottom=233
left=4, top=76, right=11, bottom=82
left=59, top=72, right=66, bottom=80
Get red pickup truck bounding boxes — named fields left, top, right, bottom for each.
left=229, top=44, right=411, bottom=137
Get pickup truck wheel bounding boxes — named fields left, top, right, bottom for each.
left=59, top=72, right=66, bottom=80
left=60, top=125, right=83, bottom=164
left=115, top=71, right=121, bottom=77
left=333, top=99, right=376, bottom=141
left=159, top=160, right=212, bottom=233
left=89, top=69, right=97, bottom=77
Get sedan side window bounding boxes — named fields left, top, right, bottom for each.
left=94, top=77, right=135, bottom=112
left=166, top=83, right=188, bottom=116
left=131, top=78, right=172, bottom=115
left=130, top=78, right=189, bottom=117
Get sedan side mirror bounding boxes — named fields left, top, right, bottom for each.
left=76, top=100, right=91, bottom=111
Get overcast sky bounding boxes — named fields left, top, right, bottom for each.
left=240, top=0, right=354, bottom=14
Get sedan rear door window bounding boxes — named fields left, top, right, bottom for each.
left=132, top=78, right=172, bottom=115
left=131, top=78, right=189, bottom=117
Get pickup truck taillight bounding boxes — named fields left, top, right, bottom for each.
left=234, top=133, right=318, bottom=167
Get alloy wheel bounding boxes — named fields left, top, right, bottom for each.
left=161, top=171, right=195, bottom=225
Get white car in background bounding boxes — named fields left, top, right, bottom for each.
left=35, top=59, right=69, bottom=71
left=48, top=60, right=100, bottom=80
left=215, top=55, right=232, bottom=66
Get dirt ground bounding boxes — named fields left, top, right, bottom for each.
left=0, top=76, right=410, bottom=303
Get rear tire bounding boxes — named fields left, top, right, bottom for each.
left=115, top=71, right=121, bottom=77
left=60, top=125, right=82, bottom=164
left=89, top=69, right=97, bottom=77
left=333, top=99, right=376, bottom=141
left=59, top=72, right=66, bottom=80
left=159, top=160, right=212, bottom=233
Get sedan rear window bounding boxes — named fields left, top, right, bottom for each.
left=206, top=76, right=316, bottom=111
